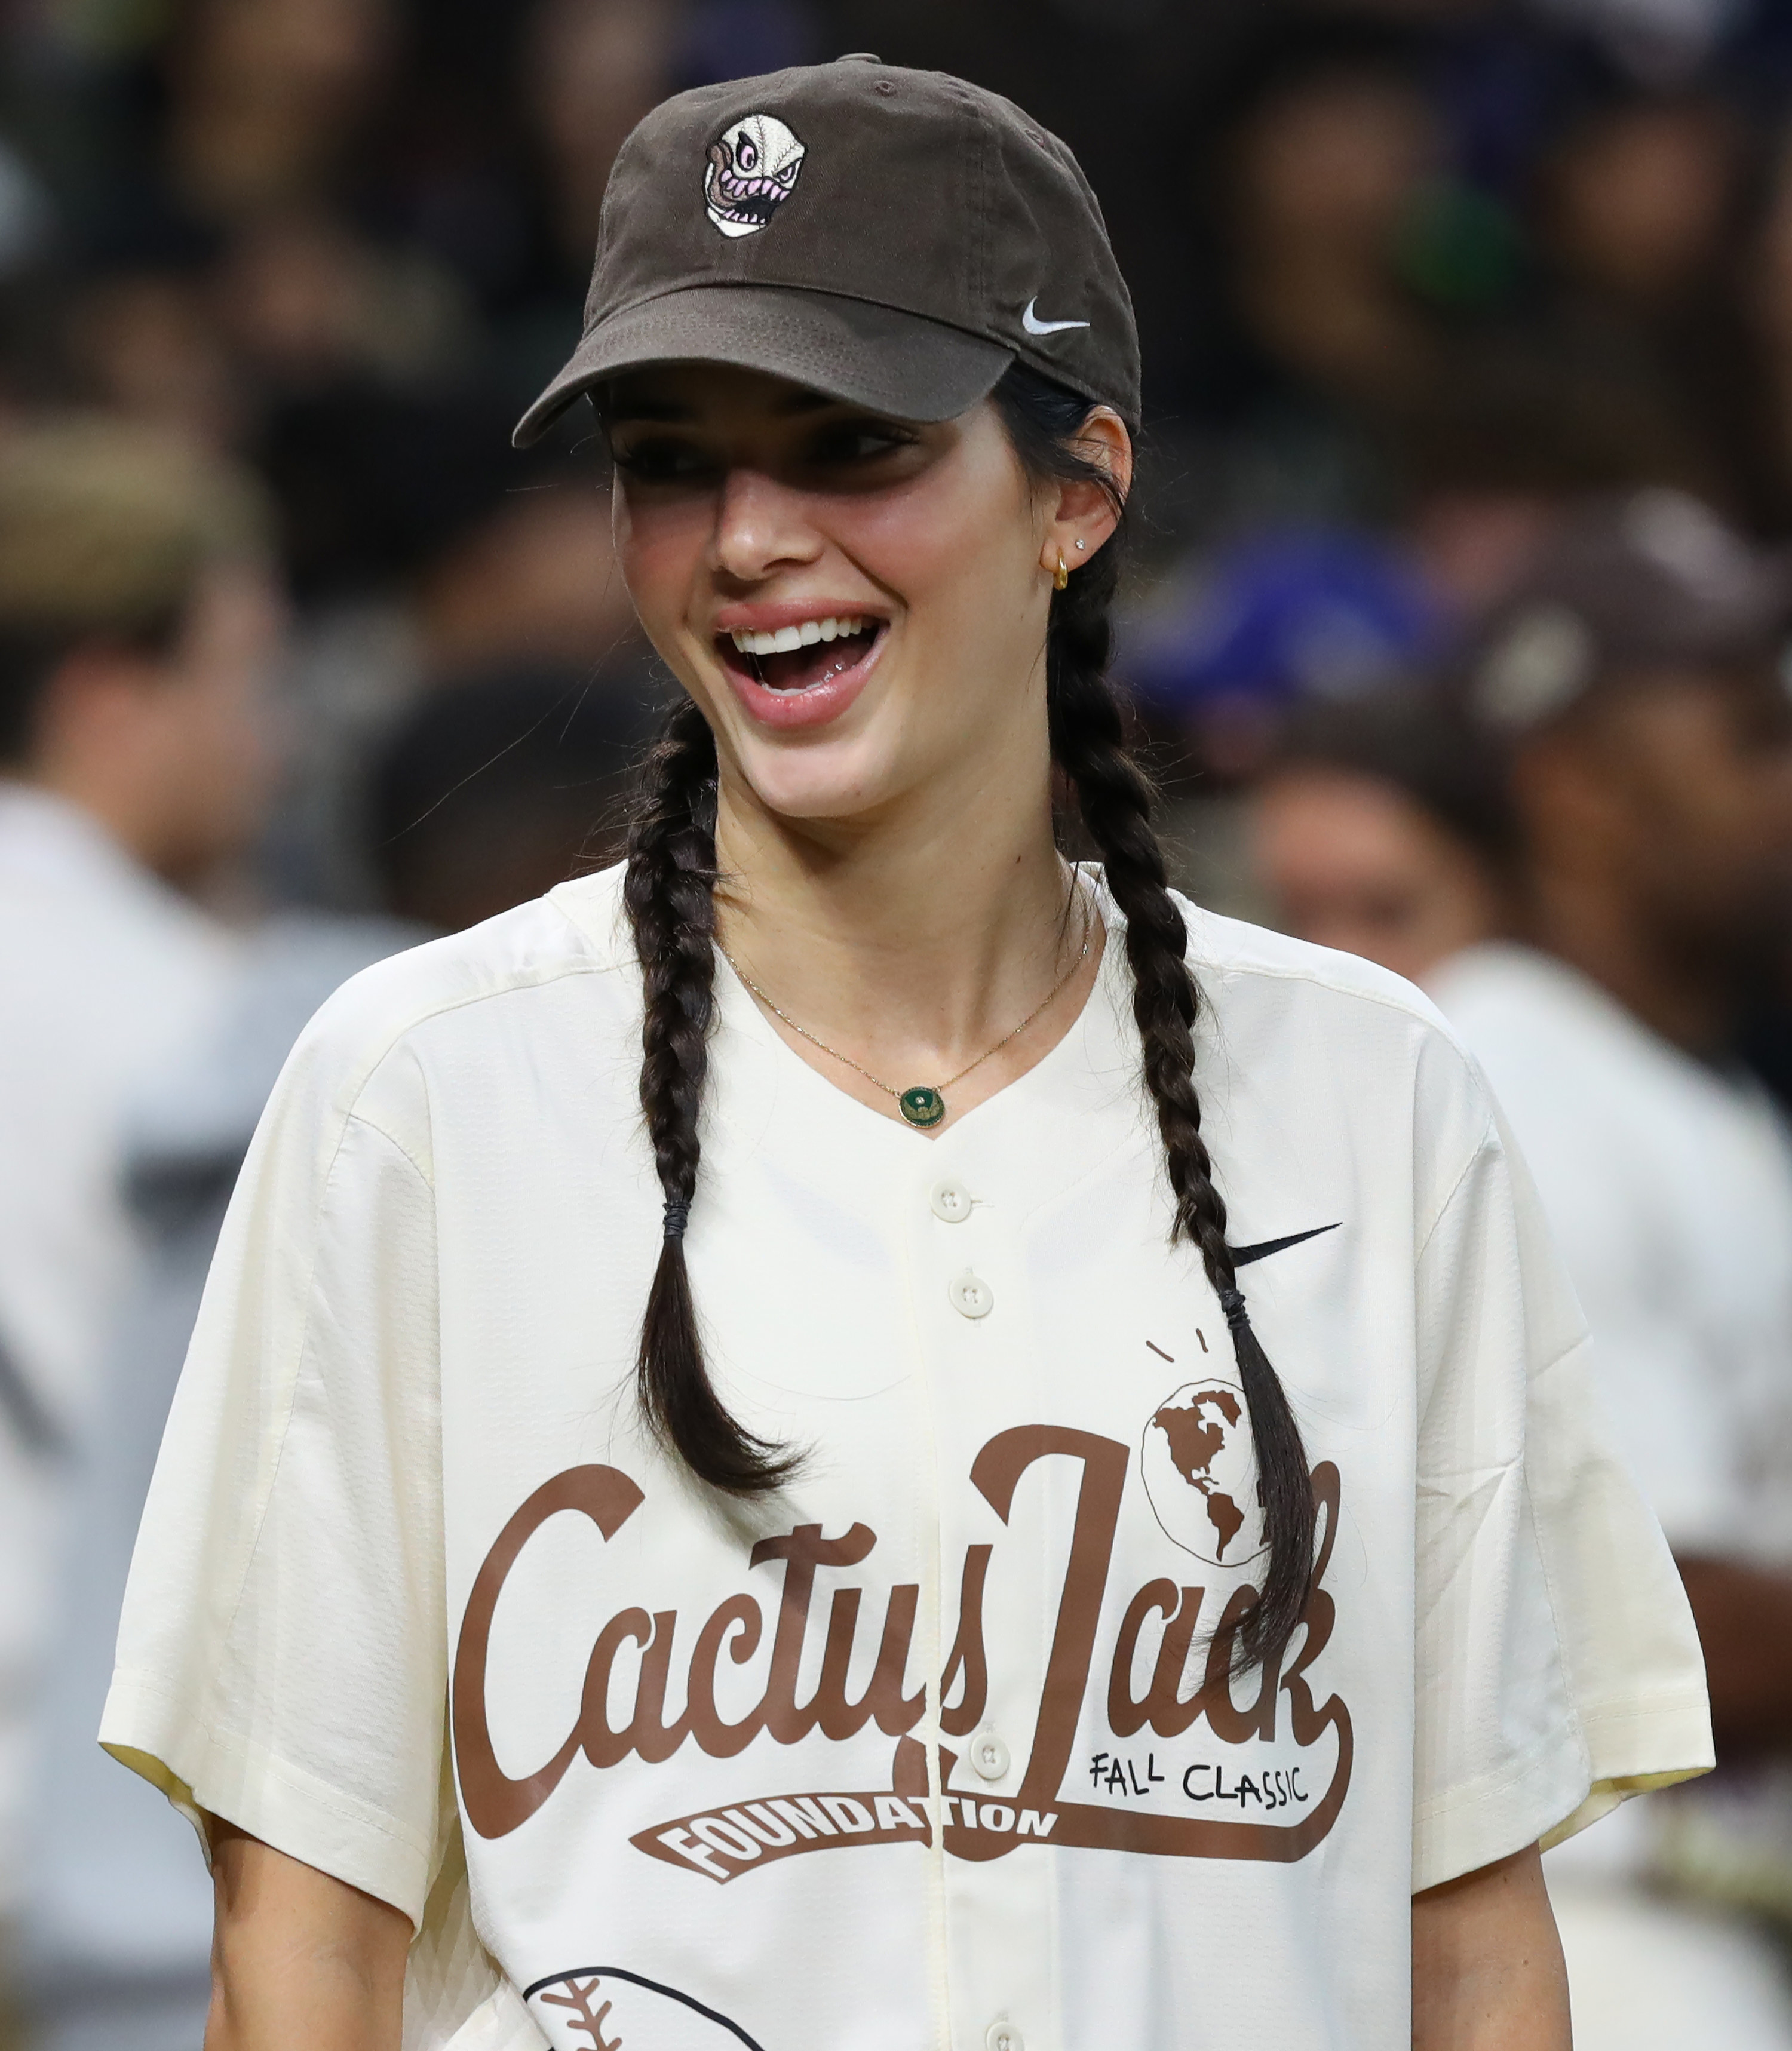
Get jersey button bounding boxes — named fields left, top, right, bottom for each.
left=948, top=1271, right=993, bottom=1319
left=930, top=1176, right=973, bottom=1223
left=986, top=2025, right=1024, bottom=2051
left=971, top=1731, right=1010, bottom=1780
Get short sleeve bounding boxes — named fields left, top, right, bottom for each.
left=100, top=1018, right=449, bottom=1927
left=1550, top=1304, right=1736, bottom=1556
left=1411, top=1100, right=1713, bottom=1893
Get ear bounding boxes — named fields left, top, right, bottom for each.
left=1039, top=407, right=1132, bottom=580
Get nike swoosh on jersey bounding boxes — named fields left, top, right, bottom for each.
left=1021, top=297, right=1091, bottom=335
left=1229, top=1222, right=1342, bottom=1268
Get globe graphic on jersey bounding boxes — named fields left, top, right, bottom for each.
left=1140, top=1380, right=1266, bottom=1567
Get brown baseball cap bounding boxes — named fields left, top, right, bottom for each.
left=513, top=53, right=1140, bottom=447
left=1470, top=489, right=1792, bottom=732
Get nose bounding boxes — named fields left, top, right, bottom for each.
left=709, top=466, right=822, bottom=585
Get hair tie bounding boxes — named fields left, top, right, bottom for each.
left=663, top=1198, right=691, bottom=1241
left=1217, top=1287, right=1251, bottom=1332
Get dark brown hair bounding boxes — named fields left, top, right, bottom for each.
left=621, top=364, right=1315, bottom=1666
left=1274, top=683, right=1519, bottom=876
left=0, top=415, right=269, bottom=763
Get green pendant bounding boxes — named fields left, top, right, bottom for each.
left=899, top=1085, right=946, bottom=1128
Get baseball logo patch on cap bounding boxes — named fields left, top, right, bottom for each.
left=704, top=114, right=806, bottom=238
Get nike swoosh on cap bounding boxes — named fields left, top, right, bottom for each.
left=1021, top=297, right=1090, bottom=336
left=1229, top=1222, right=1341, bottom=1268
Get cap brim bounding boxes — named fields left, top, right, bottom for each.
left=513, top=284, right=1014, bottom=448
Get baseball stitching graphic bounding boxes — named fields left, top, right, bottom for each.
left=704, top=115, right=807, bottom=237
left=526, top=1966, right=764, bottom=2049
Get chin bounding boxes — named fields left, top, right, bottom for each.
left=725, top=727, right=912, bottom=827
left=692, top=624, right=923, bottom=827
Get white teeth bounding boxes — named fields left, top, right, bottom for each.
left=728, top=614, right=869, bottom=656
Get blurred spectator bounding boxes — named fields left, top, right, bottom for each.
left=416, top=478, right=638, bottom=676
left=22, top=914, right=414, bottom=2051
left=1192, top=20, right=1459, bottom=528
left=257, top=462, right=647, bottom=914
left=0, top=141, right=52, bottom=279
left=1397, top=347, right=1719, bottom=615
left=1128, top=525, right=1446, bottom=919
left=216, top=208, right=473, bottom=393
left=1739, top=119, right=1792, bottom=535
left=526, top=0, right=689, bottom=267
left=1128, top=526, right=1447, bottom=774
left=161, top=0, right=397, bottom=227
left=50, top=242, right=507, bottom=613
left=1252, top=684, right=1515, bottom=982
left=1426, top=490, right=1792, bottom=2050
left=1224, top=29, right=1444, bottom=416
left=20, top=662, right=647, bottom=2051
left=64, top=268, right=246, bottom=450
left=1530, top=82, right=1777, bottom=527
left=0, top=416, right=276, bottom=1975
left=366, top=662, right=653, bottom=931
left=213, top=207, right=505, bottom=605
left=1540, top=89, right=1739, bottom=308
left=1530, top=0, right=1746, bottom=93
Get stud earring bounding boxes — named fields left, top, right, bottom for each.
left=1075, top=538, right=1087, bottom=551
left=1053, top=554, right=1069, bottom=590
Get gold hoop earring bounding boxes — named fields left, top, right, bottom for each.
left=1053, top=554, right=1070, bottom=591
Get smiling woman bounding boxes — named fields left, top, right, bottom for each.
left=602, top=364, right=1100, bottom=766
left=98, top=53, right=1709, bottom=2051
left=607, top=373, right=919, bottom=737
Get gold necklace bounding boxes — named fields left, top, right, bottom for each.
left=719, top=870, right=1093, bottom=1129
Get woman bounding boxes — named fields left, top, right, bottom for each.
left=102, top=58, right=1708, bottom=2051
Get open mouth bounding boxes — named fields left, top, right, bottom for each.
left=705, top=182, right=785, bottom=228
left=719, top=614, right=885, bottom=695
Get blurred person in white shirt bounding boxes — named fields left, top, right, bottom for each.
left=17, top=661, right=648, bottom=2051
left=0, top=416, right=278, bottom=1976
left=1256, top=491, right=1792, bottom=2049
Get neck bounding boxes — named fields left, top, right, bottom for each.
left=713, top=753, right=1080, bottom=1076
left=1526, top=865, right=1734, bottom=1057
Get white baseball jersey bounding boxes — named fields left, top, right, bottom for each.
left=103, top=865, right=1709, bottom=2051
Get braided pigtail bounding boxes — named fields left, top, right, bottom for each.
left=993, top=365, right=1315, bottom=1668
left=624, top=696, right=797, bottom=1492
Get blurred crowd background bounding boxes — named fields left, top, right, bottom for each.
left=12, top=0, right=1792, bottom=2046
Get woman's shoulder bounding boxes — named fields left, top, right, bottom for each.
left=270, top=866, right=637, bottom=1134
left=1176, top=892, right=1460, bottom=1044
left=1171, top=894, right=1496, bottom=1170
